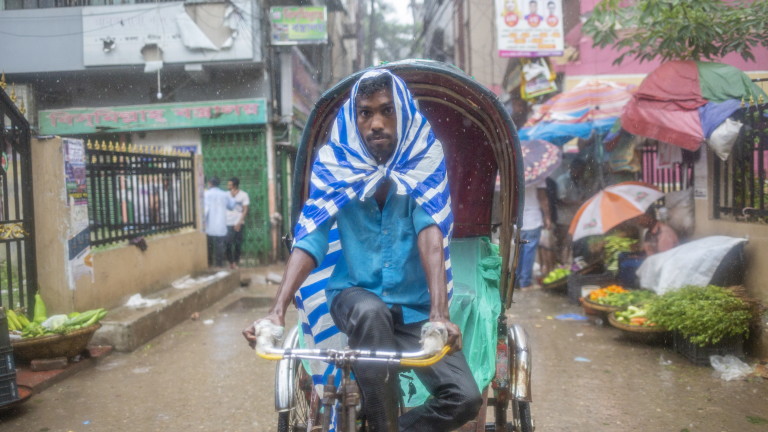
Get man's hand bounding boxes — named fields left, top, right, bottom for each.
left=242, top=313, right=284, bottom=349
left=234, top=222, right=243, bottom=232
left=431, top=318, right=462, bottom=352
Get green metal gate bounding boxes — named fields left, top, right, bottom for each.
left=201, top=128, right=270, bottom=265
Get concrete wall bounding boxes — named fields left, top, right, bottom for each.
left=32, top=136, right=208, bottom=314
left=693, top=149, right=768, bottom=357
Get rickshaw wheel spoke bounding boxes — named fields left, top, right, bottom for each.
left=277, top=362, right=312, bottom=432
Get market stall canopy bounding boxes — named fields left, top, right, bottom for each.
left=568, top=181, right=664, bottom=241
left=620, top=61, right=767, bottom=151
left=636, top=236, right=748, bottom=294
left=518, top=80, right=635, bottom=146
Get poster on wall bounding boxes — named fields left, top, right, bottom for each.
left=63, top=138, right=94, bottom=287
left=495, top=0, right=564, bottom=57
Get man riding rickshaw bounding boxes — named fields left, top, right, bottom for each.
left=245, top=60, right=533, bottom=432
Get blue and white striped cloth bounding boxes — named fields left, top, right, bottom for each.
left=292, top=70, right=454, bottom=416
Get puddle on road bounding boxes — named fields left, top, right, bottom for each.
left=220, top=296, right=273, bottom=314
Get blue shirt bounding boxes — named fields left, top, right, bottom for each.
left=204, top=187, right=233, bottom=237
left=295, top=185, right=437, bottom=324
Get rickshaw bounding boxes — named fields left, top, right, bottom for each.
left=262, top=59, right=532, bottom=432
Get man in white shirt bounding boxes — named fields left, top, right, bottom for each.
left=226, top=177, right=250, bottom=269
left=204, top=177, right=233, bottom=267
left=516, top=181, right=551, bottom=289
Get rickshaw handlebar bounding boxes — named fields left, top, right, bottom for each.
left=254, top=320, right=451, bottom=367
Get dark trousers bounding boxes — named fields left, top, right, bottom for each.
left=329, top=287, right=482, bottom=432
left=207, top=235, right=226, bottom=267
left=225, top=225, right=245, bottom=265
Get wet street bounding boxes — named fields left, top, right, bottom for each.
left=1, top=270, right=767, bottom=432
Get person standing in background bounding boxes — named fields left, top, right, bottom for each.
left=204, top=177, right=233, bottom=268
left=554, top=158, right=594, bottom=265
left=516, top=181, right=551, bottom=290
left=226, top=177, right=250, bottom=269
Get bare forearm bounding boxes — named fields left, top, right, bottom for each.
left=417, top=225, right=449, bottom=321
left=239, top=205, right=249, bottom=226
left=267, top=248, right=316, bottom=323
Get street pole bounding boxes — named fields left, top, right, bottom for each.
left=366, top=0, right=376, bottom=67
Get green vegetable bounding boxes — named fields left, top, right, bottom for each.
left=33, top=293, right=48, bottom=324
left=543, top=267, right=571, bottom=284
left=64, top=308, right=106, bottom=328
left=594, top=290, right=657, bottom=308
left=602, top=235, right=638, bottom=273
left=646, top=285, right=752, bottom=346
left=6, top=309, right=22, bottom=331
left=15, top=311, right=31, bottom=328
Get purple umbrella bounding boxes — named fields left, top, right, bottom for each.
left=521, top=139, right=562, bottom=186
left=497, top=139, right=562, bottom=190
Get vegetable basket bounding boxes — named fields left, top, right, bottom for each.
left=11, top=323, right=101, bottom=363
left=608, top=312, right=669, bottom=344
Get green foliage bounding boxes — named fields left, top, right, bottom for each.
left=646, top=285, right=752, bottom=346
left=583, top=0, right=768, bottom=65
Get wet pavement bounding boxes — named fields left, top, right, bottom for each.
left=0, top=265, right=766, bottom=432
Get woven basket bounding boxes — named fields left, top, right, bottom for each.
left=580, top=297, right=622, bottom=313
left=11, top=324, right=101, bottom=362
left=542, top=276, right=568, bottom=291
left=607, top=312, right=666, bottom=334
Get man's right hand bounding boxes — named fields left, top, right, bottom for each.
left=242, top=313, right=284, bottom=349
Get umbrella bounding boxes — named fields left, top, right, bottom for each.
left=521, top=139, right=561, bottom=186
left=518, top=80, right=636, bottom=146
left=568, top=181, right=664, bottom=241
left=620, top=60, right=767, bottom=151
left=496, top=139, right=561, bottom=190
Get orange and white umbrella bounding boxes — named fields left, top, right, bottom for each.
left=568, top=182, right=664, bottom=241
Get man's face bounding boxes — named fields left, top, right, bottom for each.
left=530, top=1, right=537, bottom=13
left=355, top=88, right=397, bottom=165
left=227, top=180, right=235, bottom=191
left=548, top=2, right=555, bottom=14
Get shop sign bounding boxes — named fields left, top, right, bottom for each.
left=495, top=0, right=564, bottom=57
left=40, top=98, right=268, bottom=135
left=270, top=6, right=328, bottom=45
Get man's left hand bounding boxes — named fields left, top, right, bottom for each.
left=431, top=318, right=462, bottom=351
left=235, top=223, right=243, bottom=232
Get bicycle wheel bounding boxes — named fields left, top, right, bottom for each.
left=511, top=400, right=534, bottom=432
left=277, top=361, right=312, bottom=432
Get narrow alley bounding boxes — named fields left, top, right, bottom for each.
left=1, top=267, right=766, bottom=432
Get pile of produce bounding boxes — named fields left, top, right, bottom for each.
left=588, top=285, right=628, bottom=302
left=646, top=285, right=752, bottom=346
left=614, top=306, right=658, bottom=327
left=6, top=294, right=108, bottom=338
left=603, top=235, right=638, bottom=273
left=542, top=267, right=571, bottom=285
left=592, top=289, right=657, bottom=308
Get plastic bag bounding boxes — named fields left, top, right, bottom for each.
left=710, top=354, right=753, bottom=381
left=708, top=118, right=742, bottom=161
left=664, top=188, right=694, bottom=239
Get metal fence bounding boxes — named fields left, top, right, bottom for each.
left=86, top=140, right=196, bottom=247
left=639, top=142, right=694, bottom=193
left=0, top=81, right=38, bottom=312
left=713, top=102, right=768, bottom=222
